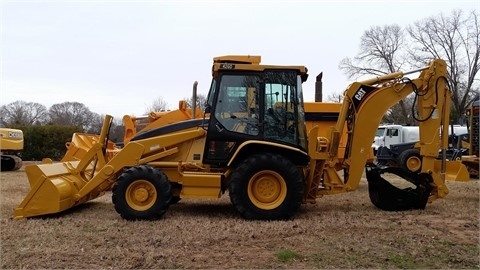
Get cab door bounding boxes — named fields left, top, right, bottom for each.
left=202, top=70, right=305, bottom=166
left=203, top=73, right=262, bottom=165
left=384, top=127, right=401, bottom=147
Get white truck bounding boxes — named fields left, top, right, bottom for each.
left=374, top=124, right=468, bottom=173
left=373, top=124, right=468, bottom=151
left=373, top=125, right=420, bottom=152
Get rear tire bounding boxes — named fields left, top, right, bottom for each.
left=398, top=149, right=422, bottom=173
left=229, top=153, right=304, bottom=220
left=112, top=165, right=172, bottom=221
left=1, top=155, right=22, bottom=171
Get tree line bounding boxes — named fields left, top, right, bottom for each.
left=0, top=94, right=207, bottom=160
left=338, top=9, right=479, bottom=125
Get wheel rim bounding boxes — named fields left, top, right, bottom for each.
left=247, top=170, right=287, bottom=210
left=406, top=156, right=421, bottom=172
left=125, top=179, right=157, bottom=211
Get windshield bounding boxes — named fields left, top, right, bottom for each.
left=375, top=127, right=385, bottom=137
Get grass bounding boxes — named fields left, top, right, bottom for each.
left=276, top=248, right=301, bottom=263
left=386, top=252, right=416, bottom=269
left=1, top=168, right=479, bottom=269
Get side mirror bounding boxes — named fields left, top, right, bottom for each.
left=204, top=105, right=212, bottom=114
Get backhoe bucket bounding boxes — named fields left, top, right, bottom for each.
left=366, top=167, right=433, bottom=211
left=434, top=160, right=470, bottom=182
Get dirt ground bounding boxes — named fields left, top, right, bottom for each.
left=1, top=164, right=479, bottom=269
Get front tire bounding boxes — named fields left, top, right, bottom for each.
left=398, top=149, right=422, bottom=173
left=112, top=165, right=172, bottom=220
left=229, top=153, right=304, bottom=220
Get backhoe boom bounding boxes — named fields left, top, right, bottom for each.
left=306, top=59, right=451, bottom=209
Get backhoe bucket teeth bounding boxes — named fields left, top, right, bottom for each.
left=366, top=167, right=433, bottom=211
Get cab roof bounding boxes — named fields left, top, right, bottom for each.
left=212, top=55, right=308, bottom=82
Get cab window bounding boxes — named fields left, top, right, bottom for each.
left=263, top=71, right=299, bottom=145
left=387, top=129, right=399, bottom=136
left=215, top=75, right=259, bottom=136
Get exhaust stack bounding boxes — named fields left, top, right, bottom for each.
left=315, top=72, right=323, bottom=102
left=192, top=81, right=198, bottom=119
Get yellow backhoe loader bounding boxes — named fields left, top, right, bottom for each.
left=1, top=127, right=24, bottom=171
left=15, top=55, right=461, bottom=220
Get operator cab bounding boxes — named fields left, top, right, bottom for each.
left=203, top=55, right=309, bottom=165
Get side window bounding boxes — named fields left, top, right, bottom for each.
left=215, top=75, right=259, bottom=136
left=205, top=79, right=217, bottom=111
left=263, top=71, right=297, bottom=145
left=387, top=129, right=399, bottom=136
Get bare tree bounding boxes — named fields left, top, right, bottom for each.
left=381, top=95, right=415, bottom=124
left=407, top=9, right=480, bottom=124
left=145, top=97, right=168, bottom=114
left=340, top=24, right=407, bottom=77
left=325, top=92, right=343, bottom=103
left=84, top=113, right=105, bottom=134
left=0, top=100, right=48, bottom=126
left=86, top=114, right=125, bottom=144
left=339, top=24, right=414, bottom=125
left=184, top=93, right=207, bottom=112
left=48, top=101, right=95, bottom=131
left=109, top=118, right=126, bottom=145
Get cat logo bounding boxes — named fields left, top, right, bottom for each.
left=354, top=89, right=366, bottom=101
left=351, top=85, right=376, bottom=110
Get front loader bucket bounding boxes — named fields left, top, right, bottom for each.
left=434, top=160, right=470, bottom=182
left=14, top=161, right=104, bottom=219
left=14, top=115, right=116, bottom=219
left=366, top=167, right=433, bottom=211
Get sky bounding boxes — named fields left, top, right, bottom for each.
left=1, top=0, right=479, bottom=119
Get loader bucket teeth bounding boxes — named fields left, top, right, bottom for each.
left=366, top=167, right=433, bottom=211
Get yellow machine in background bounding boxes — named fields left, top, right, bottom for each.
left=461, top=99, right=479, bottom=178
left=15, top=55, right=463, bottom=220
left=61, top=85, right=203, bottom=163
left=122, top=81, right=204, bottom=145
left=0, top=127, right=24, bottom=171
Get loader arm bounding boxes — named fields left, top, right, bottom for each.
left=14, top=115, right=207, bottom=219
left=306, top=59, right=451, bottom=207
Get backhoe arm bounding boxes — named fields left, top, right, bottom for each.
left=306, top=59, right=451, bottom=207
